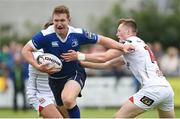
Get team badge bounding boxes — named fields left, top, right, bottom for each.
left=126, top=40, right=132, bottom=43
left=72, top=39, right=78, bottom=47
left=39, top=98, right=46, bottom=104
left=84, top=30, right=95, bottom=39
left=140, top=96, right=154, bottom=106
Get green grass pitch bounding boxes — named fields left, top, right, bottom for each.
left=0, top=108, right=180, bottom=118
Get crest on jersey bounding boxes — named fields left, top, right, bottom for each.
left=126, top=40, right=132, bottom=43
left=39, top=98, right=46, bottom=104
left=72, top=39, right=79, bottom=47
left=51, top=41, right=59, bottom=47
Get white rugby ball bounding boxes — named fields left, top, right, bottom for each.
left=33, top=51, right=44, bottom=60
left=37, top=53, right=63, bottom=72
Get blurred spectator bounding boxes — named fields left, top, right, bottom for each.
left=152, top=41, right=164, bottom=63
left=6, top=42, right=27, bottom=111
left=0, top=63, right=8, bottom=92
left=84, top=44, right=112, bottom=76
left=0, top=41, right=29, bottom=110
left=7, top=41, right=17, bottom=82
left=0, top=45, right=9, bottom=92
left=160, top=46, right=180, bottom=77
left=12, top=51, right=27, bottom=111
left=111, top=65, right=126, bottom=89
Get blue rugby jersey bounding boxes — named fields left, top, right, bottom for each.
left=31, top=25, right=99, bottom=78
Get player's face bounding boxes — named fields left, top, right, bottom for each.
left=53, top=13, right=70, bottom=38
left=116, top=24, right=128, bottom=41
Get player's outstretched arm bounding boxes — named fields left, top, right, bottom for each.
left=80, top=56, right=125, bottom=69
left=97, top=35, right=135, bottom=53
left=61, top=49, right=123, bottom=63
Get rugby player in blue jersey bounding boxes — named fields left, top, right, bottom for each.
left=26, top=23, right=68, bottom=118
left=22, top=5, right=134, bottom=118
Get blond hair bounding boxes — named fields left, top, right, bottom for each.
left=118, top=18, right=138, bottom=33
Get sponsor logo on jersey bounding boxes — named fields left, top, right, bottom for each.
left=140, top=96, right=154, bottom=106
left=51, top=41, right=59, bottom=47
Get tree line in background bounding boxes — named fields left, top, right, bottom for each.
left=92, top=0, right=180, bottom=50
left=0, top=0, right=180, bottom=50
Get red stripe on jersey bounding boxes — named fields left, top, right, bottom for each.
left=129, top=96, right=134, bottom=103
left=39, top=105, right=44, bottom=112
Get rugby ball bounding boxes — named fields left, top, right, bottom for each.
left=33, top=51, right=44, bottom=60
left=37, top=53, right=63, bottom=72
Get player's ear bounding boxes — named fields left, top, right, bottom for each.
left=125, top=29, right=129, bottom=35
left=69, top=17, right=71, bottom=23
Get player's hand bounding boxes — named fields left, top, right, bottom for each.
left=122, top=44, right=135, bottom=53
left=36, top=63, right=57, bottom=74
left=61, top=50, right=78, bottom=62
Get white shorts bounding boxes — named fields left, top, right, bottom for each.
left=31, top=96, right=55, bottom=113
left=129, top=86, right=174, bottom=111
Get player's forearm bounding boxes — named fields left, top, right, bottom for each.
left=98, top=36, right=124, bottom=50
left=84, top=53, right=109, bottom=63
left=61, top=50, right=107, bottom=63
left=21, top=44, right=39, bottom=68
left=80, top=61, right=110, bottom=69
left=78, top=49, right=122, bottom=63
left=62, top=49, right=121, bottom=63
left=98, top=36, right=135, bottom=53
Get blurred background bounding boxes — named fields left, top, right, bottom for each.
left=0, top=0, right=180, bottom=118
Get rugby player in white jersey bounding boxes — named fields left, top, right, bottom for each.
left=61, top=18, right=175, bottom=118
left=27, top=51, right=68, bottom=118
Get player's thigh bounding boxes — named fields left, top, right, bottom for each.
left=40, top=104, right=62, bottom=118
left=114, top=100, right=145, bottom=118
left=132, top=86, right=172, bottom=110
left=158, top=108, right=175, bottom=118
left=32, top=96, right=62, bottom=118
left=157, top=86, right=175, bottom=118
left=62, top=80, right=81, bottom=100
left=49, top=77, right=67, bottom=106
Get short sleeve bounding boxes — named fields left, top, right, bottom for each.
left=32, top=32, right=44, bottom=49
left=78, top=29, right=99, bottom=44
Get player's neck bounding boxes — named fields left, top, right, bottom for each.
left=127, top=34, right=136, bottom=38
left=57, top=28, right=69, bottom=40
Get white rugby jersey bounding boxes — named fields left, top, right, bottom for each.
left=26, top=52, right=54, bottom=105
left=123, top=36, right=170, bottom=88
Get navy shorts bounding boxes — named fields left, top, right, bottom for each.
left=49, top=67, right=86, bottom=106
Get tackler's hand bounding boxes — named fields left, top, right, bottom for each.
left=122, top=44, right=135, bottom=53
left=61, top=50, right=78, bottom=62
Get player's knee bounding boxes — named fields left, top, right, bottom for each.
left=62, top=96, right=75, bottom=108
